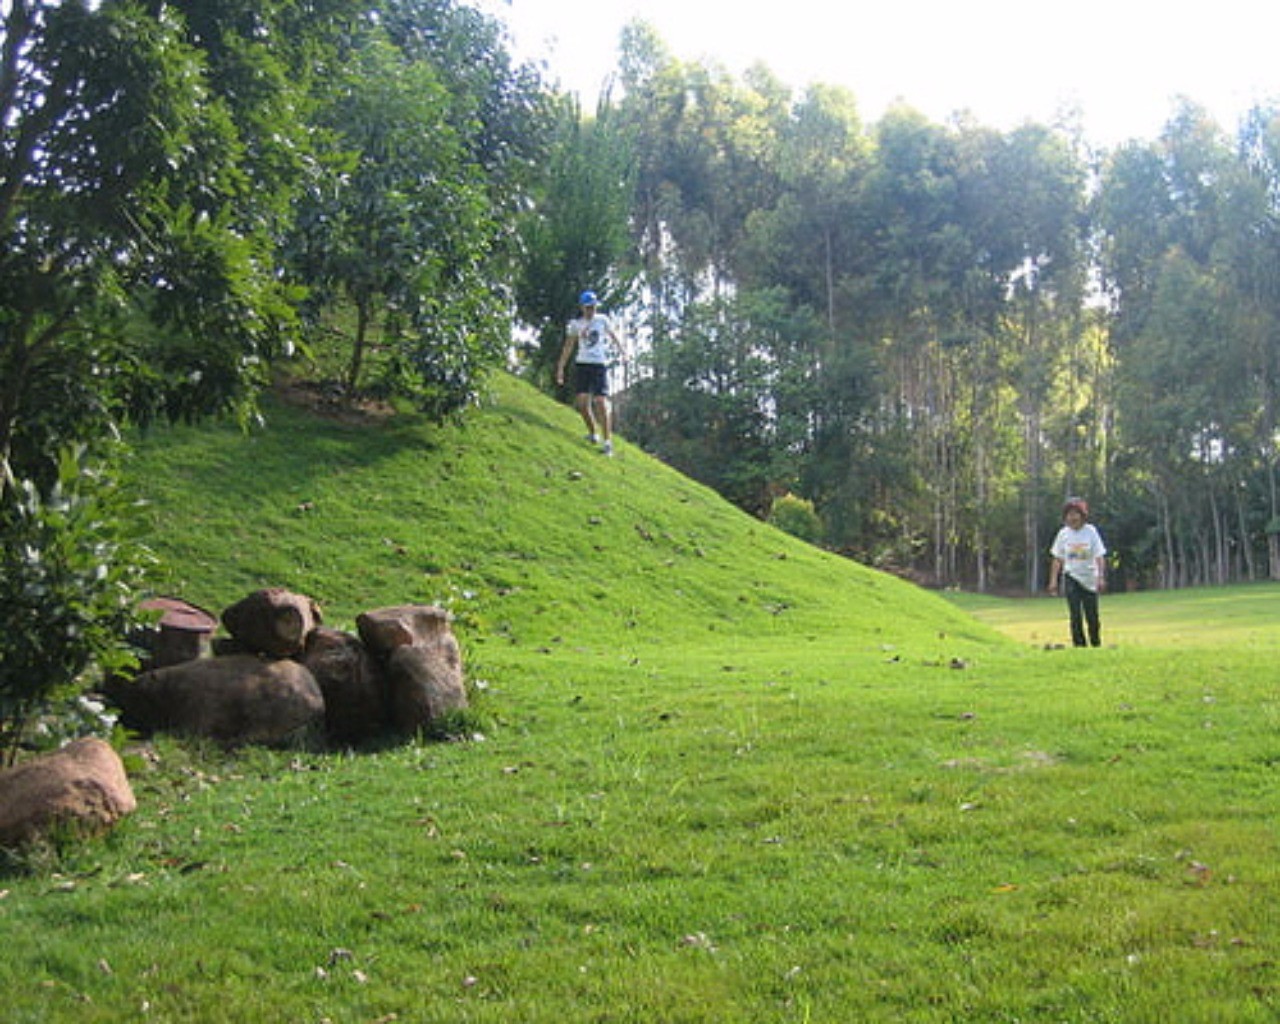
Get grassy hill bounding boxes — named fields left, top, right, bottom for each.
left=2, top=374, right=1277, bottom=1023
left=128, top=372, right=1001, bottom=660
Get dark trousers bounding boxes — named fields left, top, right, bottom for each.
left=1064, top=575, right=1101, bottom=647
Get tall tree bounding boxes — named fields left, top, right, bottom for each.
left=626, top=288, right=820, bottom=513
left=514, top=94, right=636, bottom=383
left=0, top=0, right=344, bottom=752
left=290, top=33, right=502, bottom=413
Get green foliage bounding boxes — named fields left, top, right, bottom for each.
left=0, top=447, right=149, bottom=765
left=514, top=95, right=638, bottom=378
left=0, top=0, right=322, bottom=493
left=627, top=289, right=822, bottom=514
left=288, top=4, right=551, bottom=416
left=290, top=31, right=502, bottom=412
left=766, top=492, right=824, bottom=544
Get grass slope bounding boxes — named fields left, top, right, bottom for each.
left=2, top=375, right=1277, bottom=1023
left=127, top=372, right=999, bottom=659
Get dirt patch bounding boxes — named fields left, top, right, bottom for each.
left=942, top=750, right=1060, bottom=773
left=272, top=377, right=397, bottom=426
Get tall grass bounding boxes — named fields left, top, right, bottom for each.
left=1, top=374, right=1276, bottom=1023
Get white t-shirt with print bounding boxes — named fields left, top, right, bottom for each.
left=567, top=313, right=615, bottom=366
left=1050, top=524, right=1107, bottom=592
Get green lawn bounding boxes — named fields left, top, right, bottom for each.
left=1, top=374, right=1277, bottom=1023
left=948, top=583, right=1280, bottom=651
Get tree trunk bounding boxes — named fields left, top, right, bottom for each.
left=347, top=298, right=372, bottom=393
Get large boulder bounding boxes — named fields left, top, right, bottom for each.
left=386, top=643, right=467, bottom=734
left=104, top=655, right=324, bottom=745
left=0, top=738, right=136, bottom=848
left=357, top=605, right=467, bottom=734
left=356, top=604, right=455, bottom=658
left=221, top=588, right=322, bottom=658
left=300, top=628, right=388, bottom=744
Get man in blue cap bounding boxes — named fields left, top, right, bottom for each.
left=555, top=289, right=622, bottom=456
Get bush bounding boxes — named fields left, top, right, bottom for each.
left=0, top=446, right=150, bottom=765
left=767, top=492, right=824, bottom=545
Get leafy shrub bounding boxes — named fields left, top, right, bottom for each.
left=767, top=492, right=824, bottom=545
left=0, top=446, right=150, bottom=765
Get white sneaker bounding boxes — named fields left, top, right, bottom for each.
left=585, top=433, right=599, bottom=445
left=601, top=440, right=614, bottom=456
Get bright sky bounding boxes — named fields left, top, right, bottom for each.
left=477, top=0, right=1280, bottom=148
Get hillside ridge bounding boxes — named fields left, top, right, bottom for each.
left=126, top=372, right=1003, bottom=657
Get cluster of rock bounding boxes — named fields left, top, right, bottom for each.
left=110, top=588, right=469, bottom=745
left=0, top=589, right=468, bottom=849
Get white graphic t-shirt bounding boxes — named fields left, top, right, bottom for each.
left=1050, top=524, right=1107, bottom=591
left=568, top=314, right=614, bottom=365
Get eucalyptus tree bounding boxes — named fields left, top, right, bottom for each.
left=1115, top=248, right=1243, bottom=585
left=737, top=85, right=881, bottom=553
left=513, top=94, right=636, bottom=383
left=983, top=123, right=1090, bottom=590
left=1233, top=105, right=1280, bottom=576
left=857, top=108, right=982, bottom=584
left=617, top=26, right=788, bottom=325
left=1100, top=105, right=1264, bottom=585
left=625, top=288, right=822, bottom=513
left=740, top=83, right=870, bottom=344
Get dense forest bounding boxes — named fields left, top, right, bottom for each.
left=6, top=0, right=1280, bottom=614
left=524, top=30, right=1280, bottom=595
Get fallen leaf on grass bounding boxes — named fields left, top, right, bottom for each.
left=1186, top=861, right=1213, bottom=886
left=679, top=932, right=718, bottom=953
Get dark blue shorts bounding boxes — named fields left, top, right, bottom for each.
left=574, top=363, right=609, bottom=397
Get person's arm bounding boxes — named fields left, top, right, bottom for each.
left=1047, top=557, right=1062, bottom=593
left=1094, top=554, right=1106, bottom=593
left=555, top=327, right=577, bottom=385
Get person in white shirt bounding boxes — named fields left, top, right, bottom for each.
left=555, top=290, right=622, bottom=456
left=1047, top=497, right=1108, bottom=647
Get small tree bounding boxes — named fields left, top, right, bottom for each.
left=0, top=447, right=150, bottom=766
left=0, top=1, right=313, bottom=495
left=289, top=34, right=504, bottom=414
left=0, top=0, right=337, bottom=750
left=767, top=492, right=825, bottom=545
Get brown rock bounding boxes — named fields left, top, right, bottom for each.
left=301, top=628, right=388, bottom=743
left=386, top=640, right=467, bottom=734
left=0, top=738, right=136, bottom=848
left=356, top=605, right=454, bottom=659
left=221, top=588, right=322, bottom=658
left=104, top=655, right=324, bottom=745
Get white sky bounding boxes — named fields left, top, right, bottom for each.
left=477, top=0, right=1280, bottom=148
